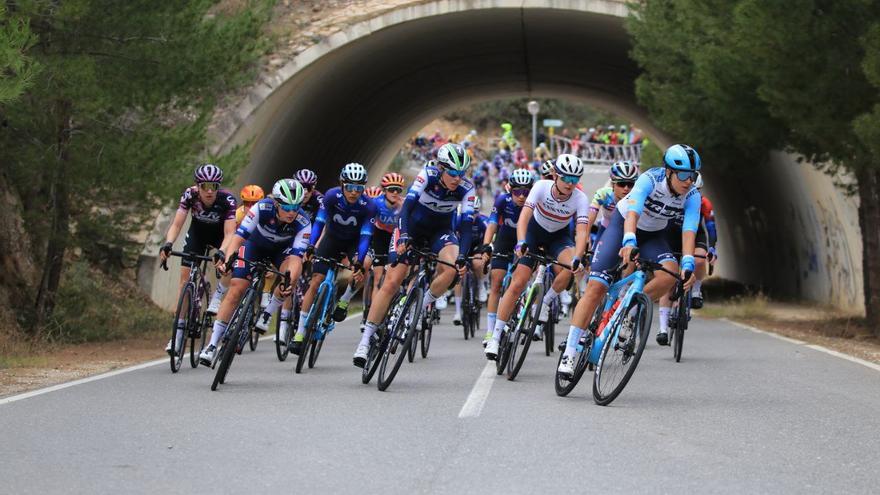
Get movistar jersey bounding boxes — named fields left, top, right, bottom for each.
left=489, top=193, right=523, bottom=238
left=311, top=187, right=376, bottom=262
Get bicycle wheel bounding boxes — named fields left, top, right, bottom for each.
left=556, top=305, right=601, bottom=396
left=507, top=284, right=544, bottom=380
left=364, top=293, right=402, bottom=384
left=377, top=285, right=423, bottom=391
left=544, top=302, right=557, bottom=357
left=296, top=284, right=328, bottom=374
left=592, top=292, right=652, bottom=405
left=308, top=330, right=325, bottom=368
left=461, top=273, right=472, bottom=340
left=420, top=310, right=433, bottom=358
left=170, top=283, right=194, bottom=373
left=274, top=297, right=294, bottom=362
left=407, top=303, right=421, bottom=363
left=673, top=291, right=689, bottom=363
left=191, top=287, right=210, bottom=369
left=495, top=308, right=518, bottom=375
left=212, top=299, right=248, bottom=390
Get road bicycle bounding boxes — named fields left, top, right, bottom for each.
left=161, top=250, right=216, bottom=373
left=295, top=256, right=353, bottom=373
left=274, top=271, right=308, bottom=362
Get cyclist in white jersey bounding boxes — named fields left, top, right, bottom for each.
left=484, top=154, right=590, bottom=360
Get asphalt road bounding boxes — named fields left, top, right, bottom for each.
left=1, top=310, right=878, bottom=494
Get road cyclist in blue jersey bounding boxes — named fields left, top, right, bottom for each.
left=452, top=196, right=488, bottom=326
left=558, top=144, right=703, bottom=376
left=353, top=143, right=477, bottom=367
left=289, top=163, right=377, bottom=355
left=198, top=179, right=310, bottom=365
left=484, top=154, right=591, bottom=361
left=480, top=168, right=535, bottom=345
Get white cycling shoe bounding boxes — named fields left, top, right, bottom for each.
left=435, top=296, right=448, bottom=310
left=478, top=283, right=488, bottom=303
left=199, top=345, right=217, bottom=366
left=353, top=344, right=369, bottom=368
left=274, top=321, right=289, bottom=343
left=557, top=355, right=575, bottom=377
left=255, top=311, right=272, bottom=334
left=453, top=311, right=462, bottom=326
left=206, top=296, right=221, bottom=315
left=484, top=339, right=499, bottom=360
left=537, top=303, right=551, bottom=323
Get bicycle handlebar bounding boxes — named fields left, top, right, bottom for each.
left=160, top=250, right=214, bottom=271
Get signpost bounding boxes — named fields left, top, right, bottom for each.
left=543, top=119, right=563, bottom=155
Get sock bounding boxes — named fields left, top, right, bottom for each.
left=492, top=319, right=507, bottom=341
left=280, top=309, right=291, bottom=322
left=340, top=284, right=356, bottom=304
left=454, top=296, right=462, bottom=315
left=542, top=287, right=560, bottom=306
left=564, top=326, right=584, bottom=358
left=297, top=309, right=310, bottom=335
left=486, top=312, right=497, bottom=337
left=213, top=282, right=228, bottom=299
left=264, top=295, right=284, bottom=317
left=422, top=290, right=438, bottom=309
left=359, top=321, right=378, bottom=347
left=209, top=320, right=228, bottom=347
left=659, top=307, right=670, bottom=332
left=693, top=280, right=703, bottom=296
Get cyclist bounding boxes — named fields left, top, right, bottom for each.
left=586, top=161, right=639, bottom=250
left=160, top=164, right=237, bottom=355
left=484, top=154, right=591, bottom=360
left=656, top=173, right=717, bottom=340
left=452, top=196, right=488, bottom=325
left=353, top=143, right=475, bottom=368
left=289, top=163, right=376, bottom=354
left=481, top=168, right=534, bottom=344
left=198, top=179, right=310, bottom=365
left=363, top=173, right=406, bottom=329
left=558, top=144, right=702, bottom=375
left=294, top=169, right=324, bottom=223
left=234, top=185, right=274, bottom=309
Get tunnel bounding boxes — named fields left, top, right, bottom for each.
left=141, top=0, right=864, bottom=311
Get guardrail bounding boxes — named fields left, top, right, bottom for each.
left=550, top=137, right=642, bottom=165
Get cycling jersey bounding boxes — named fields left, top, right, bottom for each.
left=299, top=191, right=325, bottom=223
left=311, top=187, right=376, bottom=264
left=177, top=186, right=237, bottom=226
left=398, top=165, right=476, bottom=251
left=589, top=186, right=616, bottom=227
left=455, top=212, right=487, bottom=252
left=669, top=194, right=716, bottom=248
left=523, top=179, right=589, bottom=232
left=617, top=167, right=701, bottom=232
left=372, top=194, right=401, bottom=234
left=701, top=196, right=717, bottom=246
left=489, top=193, right=523, bottom=238
left=236, top=199, right=311, bottom=252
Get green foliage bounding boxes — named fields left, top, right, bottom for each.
left=0, top=4, right=40, bottom=104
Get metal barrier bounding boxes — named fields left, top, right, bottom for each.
left=550, top=137, right=642, bottom=165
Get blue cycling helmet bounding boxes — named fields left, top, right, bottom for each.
left=663, top=144, right=701, bottom=171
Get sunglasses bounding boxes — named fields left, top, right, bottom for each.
left=613, top=181, right=635, bottom=189
left=384, top=186, right=404, bottom=194
left=559, top=175, right=580, bottom=184
left=443, top=167, right=466, bottom=178
left=302, top=184, right=314, bottom=192
left=671, top=170, right=699, bottom=182
left=343, top=183, right=365, bottom=193
left=198, top=182, right=220, bottom=191
left=511, top=187, right=531, bottom=197
left=278, top=202, right=298, bottom=212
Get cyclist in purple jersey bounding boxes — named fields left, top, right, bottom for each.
left=294, top=169, right=324, bottom=222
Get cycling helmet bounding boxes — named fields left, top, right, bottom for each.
left=340, top=162, right=368, bottom=184
left=240, top=185, right=265, bottom=202
left=365, top=186, right=383, bottom=198
left=381, top=172, right=406, bottom=188
left=510, top=168, right=535, bottom=188
left=554, top=154, right=584, bottom=177
left=294, top=169, right=318, bottom=187
left=540, top=160, right=555, bottom=177
left=194, top=163, right=223, bottom=183
left=436, top=143, right=471, bottom=172
left=695, top=174, right=704, bottom=189
left=610, top=161, right=639, bottom=182
left=663, top=144, right=701, bottom=171
left=271, top=178, right=305, bottom=207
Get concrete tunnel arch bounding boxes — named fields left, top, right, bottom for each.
left=153, top=0, right=861, bottom=311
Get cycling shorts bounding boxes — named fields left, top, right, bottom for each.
left=490, top=230, right=517, bottom=271
left=518, top=217, right=575, bottom=269
left=231, top=240, right=291, bottom=280
left=181, top=224, right=223, bottom=268
left=589, top=210, right=677, bottom=287
left=666, top=223, right=709, bottom=254
left=369, top=230, right=393, bottom=267
left=313, top=233, right=357, bottom=275
left=387, top=226, right=458, bottom=266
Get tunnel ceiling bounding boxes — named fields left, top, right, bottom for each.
left=234, top=4, right=656, bottom=188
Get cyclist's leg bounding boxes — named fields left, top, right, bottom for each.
left=539, top=231, right=575, bottom=320
left=201, top=243, right=256, bottom=361
left=355, top=245, right=408, bottom=364
left=692, top=228, right=710, bottom=305
left=658, top=227, right=683, bottom=339
left=486, top=233, right=515, bottom=340
left=425, top=233, right=459, bottom=309
left=334, top=242, right=363, bottom=321
left=490, top=221, right=543, bottom=343
left=641, top=229, right=679, bottom=302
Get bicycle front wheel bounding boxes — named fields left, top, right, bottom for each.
left=507, top=284, right=544, bottom=381
left=673, top=291, right=688, bottom=363
left=212, top=303, right=247, bottom=391
left=296, top=284, right=329, bottom=374
left=420, top=311, right=433, bottom=358
left=378, top=286, right=423, bottom=391
left=170, top=284, right=194, bottom=373
left=592, top=293, right=652, bottom=405
left=191, top=287, right=210, bottom=369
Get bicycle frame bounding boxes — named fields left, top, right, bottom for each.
left=587, top=269, right=648, bottom=365
left=312, top=263, right=340, bottom=340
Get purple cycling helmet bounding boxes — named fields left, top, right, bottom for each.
left=295, top=169, right=318, bottom=187
left=193, top=163, right=223, bottom=183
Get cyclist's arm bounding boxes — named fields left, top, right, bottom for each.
left=398, top=168, right=429, bottom=237
left=457, top=191, right=476, bottom=252
left=574, top=192, right=590, bottom=258
left=483, top=222, right=497, bottom=246
left=218, top=218, right=237, bottom=254
left=620, top=173, right=653, bottom=246
left=164, top=209, right=188, bottom=245
left=516, top=206, right=533, bottom=243
left=679, top=189, right=702, bottom=271
left=356, top=215, right=374, bottom=265
left=287, top=219, right=311, bottom=258
left=309, top=197, right=329, bottom=244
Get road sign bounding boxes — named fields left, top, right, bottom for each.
left=543, top=119, right=563, bottom=128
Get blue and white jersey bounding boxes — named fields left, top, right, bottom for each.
left=235, top=199, right=311, bottom=255
left=489, top=193, right=523, bottom=238
left=455, top=212, right=488, bottom=247
left=617, top=167, right=701, bottom=232
left=311, top=187, right=376, bottom=242
left=399, top=165, right=476, bottom=249
left=372, top=194, right=401, bottom=234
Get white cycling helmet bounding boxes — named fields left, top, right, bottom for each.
left=340, top=162, right=368, bottom=184
left=539, top=160, right=555, bottom=177
left=610, top=161, right=639, bottom=182
left=272, top=179, right=305, bottom=206
left=436, top=143, right=471, bottom=172
left=554, top=154, right=584, bottom=177
left=510, top=168, right=535, bottom=187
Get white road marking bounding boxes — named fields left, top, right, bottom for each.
left=458, top=362, right=496, bottom=418
left=721, top=317, right=880, bottom=373
left=0, top=312, right=363, bottom=406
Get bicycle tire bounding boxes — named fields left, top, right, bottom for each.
left=592, top=292, right=652, bottom=405
left=212, top=300, right=248, bottom=390
left=248, top=293, right=260, bottom=351
left=377, top=286, right=423, bottom=391
left=495, top=306, right=519, bottom=375
left=274, top=303, right=290, bottom=362
left=191, top=288, right=210, bottom=369
left=461, top=273, right=472, bottom=340
left=364, top=293, right=402, bottom=384
left=420, top=310, right=433, bottom=358
left=555, top=304, right=601, bottom=396
left=507, top=284, right=544, bottom=381
left=296, top=284, right=328, bottom=374
left=170, top=283, right=194, bottom=373
left=544, top=302, right=557, bottom=357
left=308, top=333, right=324, bottom=368
left=407, top=303, right=421, bottom=363
left=673, top=291, right=688, bottom=363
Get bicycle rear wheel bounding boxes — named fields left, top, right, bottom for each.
left=378, top=286, right=423, bottom=391
left=364, top=293, right=402, bottom=384
left=673, top=291, right=688, bottom=363
left=507, top=284, right=543, bottom=381
left=592, top=292, right=652, bottom=405
left=170, top=284, right=194, bottom=373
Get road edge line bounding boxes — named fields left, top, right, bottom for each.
left=458, top=362, right=496, bottom=418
